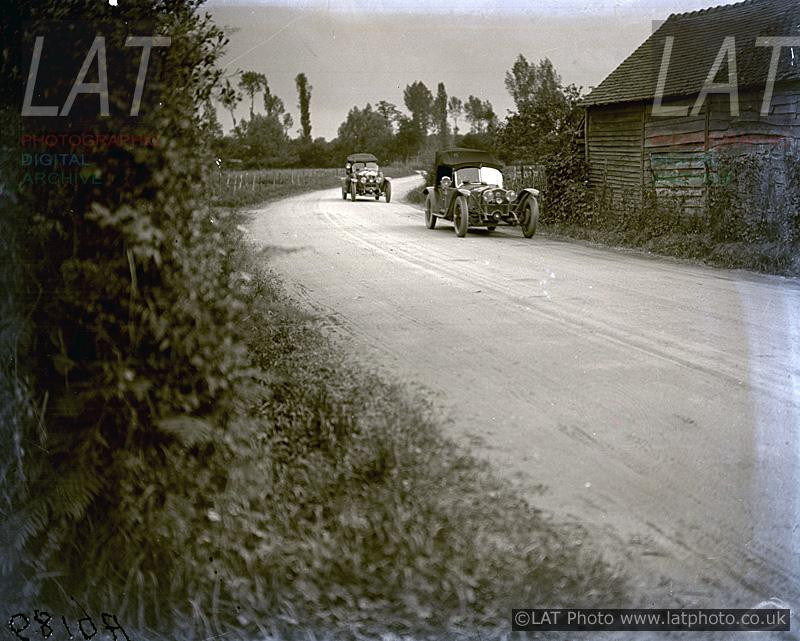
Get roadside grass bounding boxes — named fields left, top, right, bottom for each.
left=539, top=222, right=800, bottom=276
left=149, top=210, right=628, bottom=640
left=404, top=184, right=427, bottom=207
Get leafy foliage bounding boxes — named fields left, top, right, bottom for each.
left=1, top=0, right=252, bottom=613
left=463, top=95, right=497, bottom=134
left=295, top=72, right=313, bottom=142
left=497, top=60, right=582, bottom=163
left=336, top=103, right=394, bottom=158
left=403, top=81, right=434, bottom=137
left=504, top=55, right=562, bottom=112
left=235, top=112, right=296, bottom=166
left=544, top=147, right=800, bottom=275
left=447, top=95, right=463, bottom=135
left=433, top=82, right=450, bottom=148
left=239, top=71, right=267, bottom=118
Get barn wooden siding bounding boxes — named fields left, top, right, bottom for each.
left=586, top=80, right=800, bottom=211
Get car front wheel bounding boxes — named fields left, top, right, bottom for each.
left=521, top=198, right=539, bottom=238
left=453, top=196, right=468, bottom=237
left=424, top=194, right=437, bottom=229
left=350, top=182, right=357, bottom=201
left=342, top=185, right=348, bottom=200
left=384, top=182, right=392, bottom=203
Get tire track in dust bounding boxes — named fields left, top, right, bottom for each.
left=314, top=199, right=800, bottom=605
left=321, top=206, right=797, bottom=411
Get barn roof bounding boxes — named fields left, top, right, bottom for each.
left=584, top=0, right=800, bottom=106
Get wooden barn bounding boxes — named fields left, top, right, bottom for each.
left=582, top=0, right=800, bottom=210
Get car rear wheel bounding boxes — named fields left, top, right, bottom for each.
left=486, top=225, right=496, bottom=232
left=453, top=196, right=468, bottom=237
left=374, top=192, right=380, bottom=200
left=521, top=198, right=539, bottom=238
left=424, top=194, right=437, bottom=229
left=384, top=182, right=392, bottom=203
left=350, top=182, right=357, bottom=201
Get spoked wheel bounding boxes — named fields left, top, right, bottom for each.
left=453, top=196, right=468, bottom=237
left=424, top=194, right=437, bottom=229
left=521, top=198, right=539, bottom=238
left=350, top=182, right=357, bottom=201
left=384, top=182, right=392, bottom=203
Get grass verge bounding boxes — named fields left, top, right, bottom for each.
left=171, top=216, right=629, bottom=640
left=539, top=222, right=800, bottom=276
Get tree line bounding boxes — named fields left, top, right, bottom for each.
left=211, top=53, right=583, bottom=171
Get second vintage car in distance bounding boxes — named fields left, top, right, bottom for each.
left=341, top=153, right=392, bottom=202
left=422, top=148, right=540, bottom=238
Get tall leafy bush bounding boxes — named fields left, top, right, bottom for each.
left=0, top=0, right=256, bottom=621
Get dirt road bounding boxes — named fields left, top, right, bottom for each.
left=248, top=175, right=800, bottom=615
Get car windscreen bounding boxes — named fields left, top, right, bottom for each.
left=456, top=166, right=503, bottom=187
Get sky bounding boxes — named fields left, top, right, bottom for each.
left=206, top=0, right=743, bottom=139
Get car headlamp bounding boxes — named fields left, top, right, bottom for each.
left=360, top=176, right=367, bottom=183
left=507, top=190, right=516, bottom=203
left=483, top=190, right=493, bottom=202
left=495, top=192, right=504, bottom=204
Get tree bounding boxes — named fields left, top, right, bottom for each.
left=392, top=115, right=425, bottom=161
left=447, top=96, right=463, bottom=135
left=219, top=78, right=242, bottom=127
left=233, top=80, right=294, bottom=166
left=336, top=103, right=393, bottom=154
left=200, top=98, right=223, bottom=140
left=239, top=70, right=267, bottom=117
left=263, top=82, right=286, bottom=120
left=504, top=55, right=562, bottom=112
left=497, top=55, right=580, bottom=161
left=238, top=112, right=293, bottom=166
left=376, top=100, right=402, bottom=131
left=1, top=0, right=256, bottom=627
left=464, top=95, right=496, bottom=134
left=403, top=81, right=434, bottom=136
left=434, top=82, right=450, bottom=147
left=295, top=72, right=312, bottom=142
left=282, top=112, right=294, bottom=135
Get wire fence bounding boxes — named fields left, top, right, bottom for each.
left=210, top=167, right=347, bottom=195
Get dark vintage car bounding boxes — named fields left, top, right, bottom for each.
left=422, top=148, right=540, bottom=238
left=341, top=153, right=392, bottom=202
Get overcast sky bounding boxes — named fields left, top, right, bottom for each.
left=207, top=0, right=742, bottom=139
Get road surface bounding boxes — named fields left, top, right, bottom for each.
left=247, top=175, right=800, bottom=617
